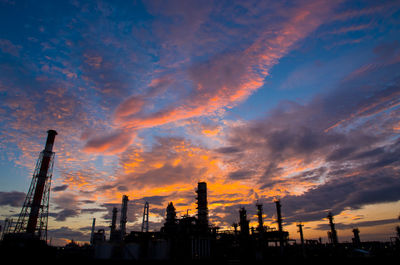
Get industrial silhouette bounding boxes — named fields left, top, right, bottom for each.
left=1, top=130, right=400, bottom=262
left=4, top=130, right=57, bottom=242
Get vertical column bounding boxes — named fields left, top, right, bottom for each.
left=26, top=130, right=57, bottom=235
left=120, top=195, right=129, bottom=237
left=327, top=212, right=338, bottom=245
left=196, top=182, right=208, bottom=232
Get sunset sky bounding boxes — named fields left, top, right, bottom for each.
left=0, top=0, right=400, bottom=246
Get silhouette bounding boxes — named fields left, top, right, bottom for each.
left=141, top=201, right=149, bottom=233
left=12, top=130, right=57, bottom=242
left=327, top=212, right=339, bottom=245
left=1, top=137, right=399, bottom=262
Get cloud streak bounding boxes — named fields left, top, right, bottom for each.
left=84, top=0, right=340, bottom=154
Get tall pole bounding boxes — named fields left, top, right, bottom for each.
left=111, top=207, right=118, bottom=233
left=141, top=201, right=149, bottom=232
left=275, top=199, right=284, bottom=254
left=196, top=182, right=208, bottom=233
left=120, top=195, right=129, bottom=238
left=239, top=207, right=249, bottom=237
left=90, top=218, right=96, bottom=245
left=26, top=130, right=57, bottom=235
left=256, top=202, right=264, bottom=234
left=297, top=223, right=305, bottom=257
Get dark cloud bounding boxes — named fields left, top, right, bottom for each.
left=228, top=169, right=256, bottom=180
left=215, top=146, right=241, bottom=154
left=0, top=191, right=25, bottom=207
left=326, top=146, right=357, bottom=161
left=52, top=184, right=68, bottom=192
left=51, top=193, right=81, bottom=222
left=47, top=226, right=87, bottom=243
left=280, top=166, right=400, bottom=224
left=217, top=44, right=400, bottom=226
left=316, top=218, right=400, bottom=231
left=80, top=199, right=96, bottom=204
left=140, top=195, right=170, bottom=206
left=80, top=208, right=107, bottom=214
left=52, top=209, right=80, bottom=222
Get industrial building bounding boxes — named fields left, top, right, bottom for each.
left=2, top=130, right=57, bottom=242
left=1, top=130, right=399, bottom=262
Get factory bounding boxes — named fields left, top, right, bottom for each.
left=0, top=130, right=399, bottom=262
left=87, top=181, right=292, bottom=261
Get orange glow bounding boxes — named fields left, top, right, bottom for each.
left=202, top=128, right=220, bottom=136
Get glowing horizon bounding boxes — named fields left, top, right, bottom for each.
left=0, top=0, right=400, bottom=246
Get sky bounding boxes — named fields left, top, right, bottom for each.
left=0, top=0, right=400, bottom=246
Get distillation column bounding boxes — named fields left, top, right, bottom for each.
left=120, top=195, right=129, bottom=237
left=196, top=182, right=208, bottom=232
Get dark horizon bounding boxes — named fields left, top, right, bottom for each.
left=1, top=0, right=400, bottom=248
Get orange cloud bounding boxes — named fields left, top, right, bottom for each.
left=86, top=1, right=339, bottom=155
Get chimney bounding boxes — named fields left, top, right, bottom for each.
left=26, top=130, right=57, bottom=235
left=196, top=182, right=208, bottom=232
left=327, top=212, right=338, bottom=245
left=239, top=207, right=249, bottom=237
left=120, top=195, right=129, bottom=237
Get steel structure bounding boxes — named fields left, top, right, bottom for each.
left=297, top=223, right=305, bottom=245
left=196, top=182, right=208, bottom=231
left=90, top=218, right=96, bottom=245
left=141, top=201, right=149, bottom=232
left=297, top=222, right=306, bottom=257
left=111, top=207, right=118, bottom=233
left=120, top=195, right=129, bottom=237
left=327, top=212, right=338, bottom=245
left=13, top=130, right=57, bottom=241
left=256, top=202, right=264, bottom=233
left=352, top=227, right=361, bottom=247
left=275, top=199, right=285, bottom=255
left=239, top=207, right=249, bottom=236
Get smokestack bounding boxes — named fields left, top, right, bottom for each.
left=111, top=207, right=118, bottom=233
left=90, top=218, right=96, bottom=245
left=275, top=199, right=285, bottom=253
left=327, top=212, right=338, bottom=245
left=164, top=202, right=177, bottom=234
left=166, top=202, right=176, bottom=225
left=120, top=195, right=128, bottom=237
left=26, top=130, right=57, bottom=235
left=352, top=228, right=361, bottom=247
left=232, top=223, right=238, bottom=235
left=275, top=200, right=283, bottom=235
left=297, top=222, right=306, bottom=257
left=239, top=207, right=249, bottom=237
left=141, top=201, right=149, bottom=233
left=196, top=182, right=208, bottom=232
left=44, top=130, right=57, bottom=152
left=256, top=202, right=264, bottom=233
left=297, top=223, right=305, bottom=245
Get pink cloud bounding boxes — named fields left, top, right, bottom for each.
left=87, top=0, right=340, bottom=154
left=0, top=39, right=20, bottom=57
left=114, top=96, right=145, bottom=119
left=125, top=1, right=336, bottom=124
left=83, top=129, right=135, bottom=154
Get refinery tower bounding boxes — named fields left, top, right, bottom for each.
left=11, top=130, right=57, bottom=242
